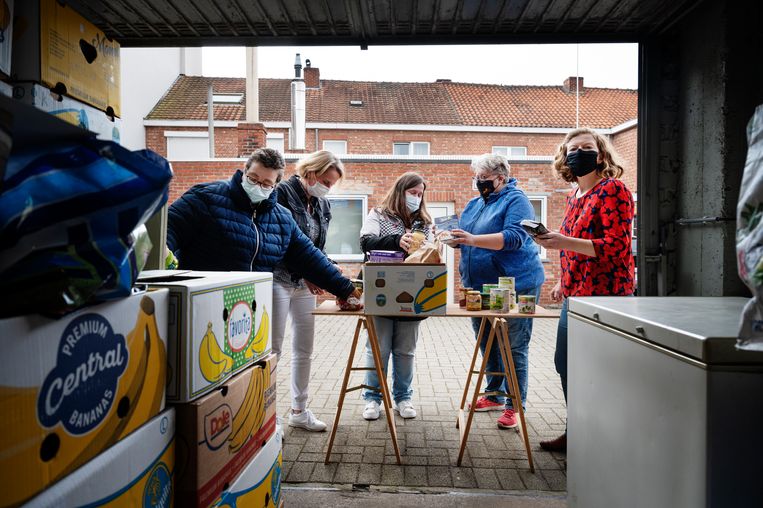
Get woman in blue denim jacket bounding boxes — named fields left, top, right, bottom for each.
left=449, top=154, right=545, bottom=429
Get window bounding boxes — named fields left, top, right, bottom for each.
left=212, top=94, right=243, bottom=104
left=393, top=142, right=429, bottom=155
left=492, top=146, right=528, bottom=157
left=325, top=195, right=367, bottom=261
left=527, top=195, right=548, bottom=259
left=266, top=133, right=284, bottom=153
left=323, top=140, right=347, bottom=154
left=165, top=131, right=209, bottom=160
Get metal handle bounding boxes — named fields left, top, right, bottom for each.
left=635, top=325, right=645, bottom=335
left=592, top=312, right=600, bottom=321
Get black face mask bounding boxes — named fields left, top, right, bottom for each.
left=476, top=179, right=495, bottom=198
left=566, top=149, right=600, bottom=177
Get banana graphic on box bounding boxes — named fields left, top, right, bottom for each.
left=243, top=308, right=269, bottom=360
left=228, top=361, right=271, bottom=453
left=0, top=295, right=167, bottom=507
left=199, top=322, right=234, bottom=382
left=414, top=272, right=448, bottom=313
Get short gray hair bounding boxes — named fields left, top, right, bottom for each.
left=471, top=153, right=510, bottom=178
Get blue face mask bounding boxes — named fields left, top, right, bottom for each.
left=405, top=194, right=422, bottom=213
left=241, top=177, right=273, bottom=204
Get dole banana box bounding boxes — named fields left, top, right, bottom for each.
left=24, top=408, right=175, bottom=507
left=175, top=354, right=277, bottom=508
left=363, top=263, right=447, bottom=316
left=0, top=289, right=169, bottom=507
left=212, top=424, right=283, bottom=508
left=137, top=270, right=273, bottom=402
left=12, top=0, right=121, bottom=116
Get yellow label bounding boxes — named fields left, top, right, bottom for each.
left=40, top=0, right=121, bottom=115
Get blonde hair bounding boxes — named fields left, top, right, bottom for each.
left=552, top=128, right=625, bottom=183
left=378, top=172, right=432, bottom=229
left=295, top=150, right=345, bottom=180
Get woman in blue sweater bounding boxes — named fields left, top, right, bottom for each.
left=449, top=153, right=545, bottom=429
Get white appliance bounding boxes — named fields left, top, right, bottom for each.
left=567, top=297, right=763, bottom=508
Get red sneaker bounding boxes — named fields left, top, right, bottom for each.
left=497, top=409, right=518, bottom=429
left=469, top=397, right=504, bottom=412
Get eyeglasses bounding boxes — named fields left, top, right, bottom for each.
left=245, top=174, right=276, bottom=190
left=473, top=175, right=499, bottom=183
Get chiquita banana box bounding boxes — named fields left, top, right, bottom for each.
left=212, top=424, right=283, bottom=508
left=24, top=408, right=175, bottom=507
left=363, top=263, right=448, bottom=316
left=175, top=354, right=277, bottom=508
left=0, top=289, right=169, bottom=507
left=136, top=271, right=273, bottom=403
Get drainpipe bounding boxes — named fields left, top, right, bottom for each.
left=290, top=53, right=306, bottom=150
left=207, top=84, right=215, bottom=158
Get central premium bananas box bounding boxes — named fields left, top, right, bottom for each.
left=0, top=289, right=169, bottom=506
left=363, top=263, right=447, bottom=316
left=137, top=270, right=273, bottom=402
left=25, top=409, right=175, bottom=507
left=175, top=354, right=277, bottom=508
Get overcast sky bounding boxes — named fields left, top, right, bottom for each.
left=202, top=43, right=638, bottom=89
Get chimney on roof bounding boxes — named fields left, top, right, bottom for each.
left=304, top=59, right=320, bottom=88
left=563, top=76, right=584, bottom=94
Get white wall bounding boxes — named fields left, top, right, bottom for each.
left=120, top=48, right=202, bottom=150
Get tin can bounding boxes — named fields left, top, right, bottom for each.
left=509, top=291, right=517, bottom=311
left=466, top=291, right=482, bottom=311
left=498, top=277, right=515, bottom=291
left=459, top=287, right=472, bottom=308
left=518, top=295, right=536, bottom=314
left=480, top=292, right=491, bottom=310
left=490, top=288, right=510, bottom=312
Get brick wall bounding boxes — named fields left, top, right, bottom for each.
left=611, top=125, right=638, bottom=193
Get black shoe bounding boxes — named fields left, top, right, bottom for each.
left=540, top=433, right=567, bottom=453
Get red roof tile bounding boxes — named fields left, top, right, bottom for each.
left=146, top=75, right=637, bottom=129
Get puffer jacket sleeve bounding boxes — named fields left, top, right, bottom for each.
left=167, top=187, right=209, bottom=255
left=284, top=223, right=354, bottom=299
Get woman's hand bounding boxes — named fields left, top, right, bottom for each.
left=550, top=281, right=563, bottom=303
left=399, top=232, right=414, bottom=251
left=305, top=280, right=324, bottom=295
left=449, top=229, right=475, bottom=246
left=533, top=231, right=568, bottom=250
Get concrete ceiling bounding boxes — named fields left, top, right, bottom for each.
left=66, top=0, right=701, bottom=47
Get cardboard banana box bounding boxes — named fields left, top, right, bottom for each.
left=137, top=270, right=273, bottom=403
left=363, top=263, right=448, bottom=316
left=0, top=289, right=169, bottom=507
left=175, top=354, right=277, bottom=508
left=212, top=423, right=283, bottom=508
left=24, top=408, right=175, bottom=507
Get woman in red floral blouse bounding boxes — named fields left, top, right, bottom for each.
left=533, top=128, right=635, bottom=453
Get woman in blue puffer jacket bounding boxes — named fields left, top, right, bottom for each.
left=449, top=153, right=544, bottom=431
left=167, top=148, right=362, bottom=305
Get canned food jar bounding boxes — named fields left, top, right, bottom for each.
left=490, top=288, right=510, bottom=312
left=466, top=291, right=482, bottom=311
left=482, top=283, right=499, bottom=294
left=350, top=279, right=364, bottom=295
left=480, top=292, right=491, bottom=310
left=498, top=277, right=515, bottom=291
left=459, top=287, right=473, bottom=308
left=518, top=295, right=536, bottom=314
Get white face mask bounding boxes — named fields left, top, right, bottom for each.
left=307, top=181, right=330, bottom=198
left=405, top=194, right=422, bottom=213
left=242, top=177, right=273, bottom=204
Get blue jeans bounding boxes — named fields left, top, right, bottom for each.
left=471, top=285, right=542, bottom=410
left=363, top=317, right=420, bottom=404
left=555, top=299, right=569, bottom=404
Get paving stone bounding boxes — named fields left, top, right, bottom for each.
left=310, top=463, right=338, bottom=483
left=362, top=446, right=385, bottom=463
left=381, top=465, right=405, bottom=486
left=287, top=462, right=314, bottom=482
left=474, top=468, right=502, bottom=490
left=357, top=463, right=383, bottom=484
left=403, top=466, right=428, bottom=486
left=333, top=463, right=359, bottom=484
left=451, top=467, right=477, bottom=488
left=519, top=469, right=551, bottom=490
left=496, top=468, right=525, bottom=490
left=427, top=466, right=453, bottom=487
left=541, top=469, right=567, bottom=491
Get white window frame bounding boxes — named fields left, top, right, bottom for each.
left=492, top=146, right=528, bottom=157
left=527, top=195, right=548, bottom=260
left=164, top=130, right=210, bottom=160
left=392, top=141, right=430, bottom=155
left=266, top=133, right=285, bottom=153
left=325, top=193, right=368, bottom=262
left=212, top=93, right=243, bottom=104
left=323, top=139, right=347, bottom=154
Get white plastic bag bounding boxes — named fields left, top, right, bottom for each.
left=736, top=103, right=763, bottom=351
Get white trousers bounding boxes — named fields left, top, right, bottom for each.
left=271, top=281, right=317, bottom=411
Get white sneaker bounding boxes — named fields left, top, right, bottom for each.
left=288, top=409, right=327, bottom=432
left=363, top=400, right=381, bottom=420
left=394, top=400, right=417, bottom=419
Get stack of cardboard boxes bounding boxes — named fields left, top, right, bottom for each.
left=139, top=271, right=282, bottom=508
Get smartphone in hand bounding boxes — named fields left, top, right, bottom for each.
left=520, top=219, right=550, bottom=236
